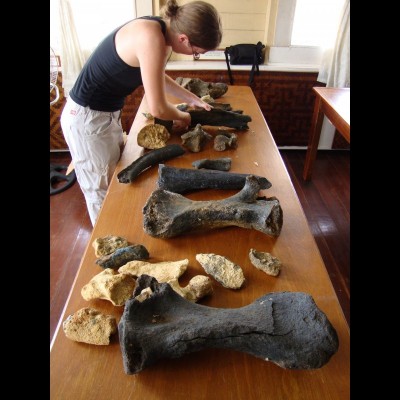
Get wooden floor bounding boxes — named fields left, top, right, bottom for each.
left=50, top=149, right=350, bottom=343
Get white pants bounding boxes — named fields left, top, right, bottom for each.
left=60, top=97, right=123, bottom=226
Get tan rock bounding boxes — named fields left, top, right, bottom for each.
left=92, top=235, right=128, bottom=257
left=62, top=307, right=117, bottom=345
left=168, top=275, right=213, bottom=302
left=249, top=249, right=281, bottom=276
left=118, top=259, right=189, bottom=282
left=81, top=268, right=136, bottom=306
left=196, top=253, right=245, bottom=289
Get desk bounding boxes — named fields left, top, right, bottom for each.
left=303, top=87, right=350, bottom=180
left=50, top=86, right=349, bottom=400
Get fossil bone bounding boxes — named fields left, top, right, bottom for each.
left=96, top=244, right=150, bottom=269
left=63, top=307, right=117, bottom=345
left=117, top=144, right=185, bottom=183
left=214, top=132, right=238, bottom=151
left=175, top=77, right=228, bottom=99
left=119, top=275, right=339, bottom=374
left=92, top=235, right=129, bottom=257
left=137, top=124, right=171, bottom=149
left=249, top=249, right=282, bottom=277
left=192, top=157, right=232, bottom=171
left=181, top=124, right=213, bottom=152
left=156, top=164, right=271, bottom=194
left=167, top=275, right=213, bottom=302
left=118, top=259, right=189, bottom=282
left=189, top=109, right=251, bottom=130
left=196, top=253, right=245, bottom=289
left=144, top=176, right=282, bottom=238
left=81, top=268, right=136, bottom=306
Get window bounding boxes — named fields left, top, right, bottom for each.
left=50, top=0, right=152, bottom=56
left=269, top=0, right=346, bottom=65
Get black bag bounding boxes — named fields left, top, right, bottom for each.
left=225, top=42, right=265, bottom=85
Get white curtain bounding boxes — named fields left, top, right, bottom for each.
left=318, top=0, right=350, bottom=88
left=316, top=0, right=350, bottom=149
left=59, top=0, right=86, bottom=97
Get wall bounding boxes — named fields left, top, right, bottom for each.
left=155, top=0, right=277, bottom=61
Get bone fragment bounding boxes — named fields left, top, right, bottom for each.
left=192, top=157, right=232, bottom=171
left=214, top=132, right=238, bottom=151
left=144, top=175, right=282, bottom=238
left=196, top=253, right=245, bottom=289
left=81, top=269, right=136, bottom=306
left=181, top=124, right=213, bottom=152
left=157, top=164, right=271, bottom=194
left=118, top=259, right=189, bottom=282
left=137, top=124, right=171, bottom=149
left=175, top=77, right=228, bottom=99
left=249, top=249, right=282, bottom=277
left=119, top=275, right=339, bottom=374
left=95, top=244, right=149, bottom=269
left=189, top=109, right=251, bottom=130
left=117, top=144, right=185, bottom=183
left=167, top=275, right=213, bottom=302
left=63, top=307, right=117, bottom=345
left=92, top=235, right=129, bottom=257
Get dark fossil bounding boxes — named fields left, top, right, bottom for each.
left=157, top=164, right=271, bottom=194
left=143, top=175, right=282, bottom=238
left=119, top=275, right=339, bottom=374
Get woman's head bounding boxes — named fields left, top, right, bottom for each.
left=161, top=0, right=222, bottom=52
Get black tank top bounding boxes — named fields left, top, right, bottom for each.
left=69, top=16, right=166, bottom=112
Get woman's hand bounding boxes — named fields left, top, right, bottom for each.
left=172, top=111, right=191, bottom=133
left=187, top=97, right=213, bottom=111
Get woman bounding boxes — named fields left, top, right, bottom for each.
left=61, top=0, right=222, bottom=226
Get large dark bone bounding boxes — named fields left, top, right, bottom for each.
left=189, top=109, right=252, bottom=130
left=157, top=164, right=272, bottom=194
left=119, top=275, right=339, bottom=374
left=117, top=144, right=185, bottom=183
left=143, top=175, right=282, bottom=238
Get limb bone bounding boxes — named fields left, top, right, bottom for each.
left=119, top=275, right=339, bottom=374
left=143, top=175, right=282, bottom=238
left=117, top=144, right=185, bottom=183
left=157, top=164, right=271, bottom=194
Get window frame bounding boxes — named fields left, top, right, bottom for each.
left=268, top=0, right=324, bottom=66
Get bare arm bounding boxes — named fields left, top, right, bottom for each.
left=133, top=24, right=191, bottom=125
left=164, top=75, right=212, bottom=110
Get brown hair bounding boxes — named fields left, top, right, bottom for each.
left=161, top=0, right=222, bottom=50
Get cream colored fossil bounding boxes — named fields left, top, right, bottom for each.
left=167, top=275, right=213, bottom=302
left=118, top=259, right=189, bottom=282
left=92, top=235, right=128, bottom=257
left=81, top=268, right=136, bottom=306
left=196, top=253, right=245, bottom=289
left=63, top=307, right=117, bottom=345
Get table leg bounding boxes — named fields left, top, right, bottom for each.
left=303, top=96, right=324, bottom=181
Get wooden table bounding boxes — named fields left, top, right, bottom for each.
left=50, top=86, right=350, bottom=400
left=303, top=87, right=350, bottom=180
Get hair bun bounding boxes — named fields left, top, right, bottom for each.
left=162, top=0, right=179, bottom=18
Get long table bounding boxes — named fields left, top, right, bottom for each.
left=50, top=86, right=350, bottom=399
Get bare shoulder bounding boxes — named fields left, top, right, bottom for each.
left=116, top=19, right=167, bottom=66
